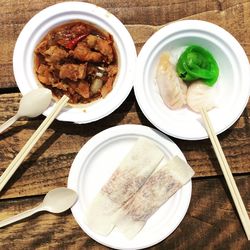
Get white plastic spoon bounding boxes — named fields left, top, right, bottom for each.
left=0, top=187, right=78, bottom=228
left=0, top=88, right=52, bottom=134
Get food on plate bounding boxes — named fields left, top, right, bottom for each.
left=34, top=21, right=118, bottom=104
left=187, top=80, right=217, bottom=112
left=156, top=46, right=219, bottom=112
left=86, top=137, right=165, bottom=235
left=114, top=156, right=194, bottom=239
left=86, top=136, right=195, bottom=239
left=176, top=45, right=219, bottom=86
left=156, top=53, right=187, bottom=110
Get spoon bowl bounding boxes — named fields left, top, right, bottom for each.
left=43, top=187, right=78, bottom=213
left=17, top=88, right=52, bottom=118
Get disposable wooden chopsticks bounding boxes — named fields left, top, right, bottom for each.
left=0, top=95, right=69, bottom=192
left=200, top=107, right=250, bottom=240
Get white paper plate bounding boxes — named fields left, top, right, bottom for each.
left=134, top=20, right=250, bottom=140
left=68, top=124, right=192, bottom=249
left=13, top=2, right=137, bottom=123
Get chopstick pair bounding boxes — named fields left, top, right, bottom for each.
left=0, top=95, right=69, bottom=193
left=200, top=107, right=250, bottom=240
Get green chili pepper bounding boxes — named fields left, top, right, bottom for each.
left=176, top=45, right=219, bottom=86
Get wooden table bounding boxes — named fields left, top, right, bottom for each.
left=0, top=0, right=249, bottom=249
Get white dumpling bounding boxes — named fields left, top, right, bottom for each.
left=187, top=80, right=217, bottom=113
left=156, top=53, right=187, bottom=110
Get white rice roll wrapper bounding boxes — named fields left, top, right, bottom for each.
left=86, top=137, right=165, bottom=235
left=114, top=156, right=195, bottom=239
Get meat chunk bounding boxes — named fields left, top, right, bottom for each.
left=107, top=65, right=118, bottom=77
left=67, top=80, right=90, bottom=99
left=59, top=64, right=87, bottom=81
left=44, top=46, right=68, bottom=63
left=36, top=64, right=54, bottom=85
left=86, top=35, right=114, bottom=63
left=95, top=38, right=114, bottom=63
left=35, top=40, right=48, bottom=54
left=85, top=34, right=98, bottom=48
left=52, top=82, right=68, bottom=92
left=101, top=77, right=115, bottom=97
left=67, top=81, right=78, bottom=95
left=72, top=42, right=103, bottom=62
left=76, top=81, right=90, bottom=99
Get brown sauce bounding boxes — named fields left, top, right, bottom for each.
left=34, top=21, right=118, bottom=104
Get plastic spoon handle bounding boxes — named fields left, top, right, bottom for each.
left=0, top=114, right=19, bottom=134
left=0, top=204, right=44, bottom=228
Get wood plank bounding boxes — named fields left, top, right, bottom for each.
left=0, top=175, right=249, bottom=249
left=0, top=92, right=249, bottom=199
left=0, top=1, right=249, bottom=249
left=0, top=1, right=250, bottom=88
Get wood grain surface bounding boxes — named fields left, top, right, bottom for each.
left=0, top=0, right=250, bottom=249
left=0, top=176, right=249, bottom=249
left=0, top=92, right=249, bottom=200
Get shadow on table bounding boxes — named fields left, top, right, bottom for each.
left=0, top=129, right=62, bottom=197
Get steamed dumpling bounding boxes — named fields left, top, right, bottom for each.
left=156, top=53, right=187, bottom=109
left=187, top=80, right=216, bottom=113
